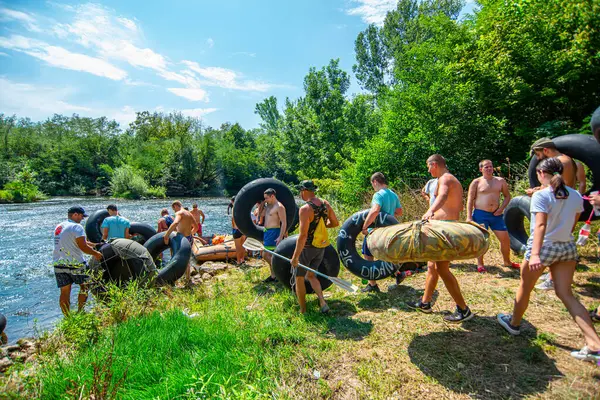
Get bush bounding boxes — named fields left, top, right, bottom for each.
left=110, top=165, right=149, bottom=199
left=146, top=185, right=166, bottom=198
left=0, top=167, right=46, bottom=203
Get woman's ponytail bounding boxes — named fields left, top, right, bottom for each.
left=537, top=157, right=569, bottom=199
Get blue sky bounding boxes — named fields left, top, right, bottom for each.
left=0, top=1, right=476, bottom=129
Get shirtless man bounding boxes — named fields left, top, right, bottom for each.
left=527, top=137, right=577, bottom=195
left=467, top=160, right=519, bottom=272
left=191, top=203, right=206, bottom=237
left=163, top=200, right=195, bottom=281
left=262, top=188, right=287, bottom=283
left=575, top=161, right=586, bottom=194
left=407, top=155, right=474, bottom=323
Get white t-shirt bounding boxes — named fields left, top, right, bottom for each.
left=530, top=187, right=584, bottom=243
left=53, top=220, right=86, bottom=265
left=423, top=179, right=438, bottom=207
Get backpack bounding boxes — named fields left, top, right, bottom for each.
left=308, top=201, right=329, bottom=248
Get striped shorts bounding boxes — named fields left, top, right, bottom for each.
left=524, top=239, right=578, bottom=266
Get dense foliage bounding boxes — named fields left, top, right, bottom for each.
left=0, top=0, right=598, bottom=203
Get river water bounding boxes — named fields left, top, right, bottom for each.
left=0, top=197, right=232, bottom=343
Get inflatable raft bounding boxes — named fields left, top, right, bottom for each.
left=193, top=239, right=237, bottom=263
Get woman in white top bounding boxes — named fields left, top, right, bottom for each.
left=497, top=157, right=600, bottom=363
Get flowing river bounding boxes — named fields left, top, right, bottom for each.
left=0, top=197, right=233, bottom=343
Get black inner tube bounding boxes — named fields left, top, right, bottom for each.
left=144, top=232, right=191, bottom=286
left=0, top=313, right=6, bottom=334
left=95, top=241, right=150, bottom=283
left=336, top=210, right=412, bottom=280
left=528, top=134, right=600, bottom=221
left=503, top=196, right=531, bottom=255
left=271, top=234, right=340, bottom=293
left=233, top=178, right=298, bottom=241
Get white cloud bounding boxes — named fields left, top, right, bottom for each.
left=0, top=77, right=92, bottom=117
left=206, top=38, right=214, bottom=48
left=0, top=52, right=8, bottom=57
left=0, top=7, right=41, bottom=32
left=346, top=0, right=397, bottom=26
left=181, top=61, right=280, bottom=92
left=0, top=35, right=127, bottom=80
left=180, top=108, right=218, bottom=118
left=167, top=87, right=209, bottom=102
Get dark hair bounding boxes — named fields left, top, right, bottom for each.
left=537, top=157, right=569, bottom=199
left=264, top=188, right=276, bottom=196
left=370, top=172, right=387, bottom=184
left=107, top=204, right=117, bottom=211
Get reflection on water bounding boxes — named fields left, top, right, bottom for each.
left=0, top=197, right=232, bottom=342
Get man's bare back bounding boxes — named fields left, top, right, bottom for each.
left=174, top=209, right=195, bottom=236
left=557, top=154, right=577, bottom=189
left=471, top=176, right=507, bottom=212
left=264, top=202, right=284, bottom=229
left=431, top=173, right=463, bottom=221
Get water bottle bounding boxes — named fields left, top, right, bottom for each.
left=576, top=222, right=591, bottom=246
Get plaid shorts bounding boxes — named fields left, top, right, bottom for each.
left=524, top=239, right=578, bottom=266
left=54, top=264, right=89, bottom=288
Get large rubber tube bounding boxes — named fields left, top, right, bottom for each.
left=503, top=196, right=531, bottom=255
left=337, top=210, right=412, bottom=280
left=528, top=134, right=600, bottom=221
left=129, top=222, right=156, bottom=245
left=271, top=235, right=340, bottom=293
left=85, top=209, right=156, bottom=244
left=233, top=178, right=297, bottom=241
left=144, top=232, right=191, bottom=285
left=0, top=313, right=6, bottom=334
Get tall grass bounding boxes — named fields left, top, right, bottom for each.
left=35, top=280, right=331, bottom=399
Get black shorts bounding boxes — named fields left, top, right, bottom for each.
left=296, top=247, right=325, bottom=278
left=54, top=265, right=89, bottom=288
left=232, top=228, right=243, bottom=239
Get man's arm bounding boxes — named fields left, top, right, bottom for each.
left=76, top=236, right=102, bottom=260
left=102, top=227, right=109, bottom=241
left=277, top=204, right=287, bottom=243
left=494, top=179, right=511, bottom=216
left=576, top=162, right=586, bottom=193
left=423, top=176, right=449, bottom=220
left=290, top=206, right=311, bottom=267
left=124, top=227, right=131, bottom=239
left=324, top=200, right=339, bottom=228
left=199, top=210, right=205, bottom=224
left=362, top=203, right=381, bottom=235
left=466, top=179, right=477, bottom=221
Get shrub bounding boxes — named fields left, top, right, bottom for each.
left=0, top=167, right=45, bottom=203
left=146, top=185, right=166, bottom=198
left=110, top=165, right=149, bottom=199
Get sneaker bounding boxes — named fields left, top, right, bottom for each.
left=477, top=265, right=487, bottom=273
left=497, top=313, right=521, bottom=335
left=444, top=306, right=474, bottom=323
left=538, top=272, right=550, bottom=281
left=263, top=276, right=277, bottom=283
left=395, top=272, right=406, bottom=285
left=320, top=304, right=330, bottom=314
left=506, top=262, right=521, bottom=269
left=535, top=279, right=554, bottom=290
left=361, top=284, right=380, bottom=293
left=570, top=346, right=600, bottom=363
left=406, top=299, right=433, bottom=314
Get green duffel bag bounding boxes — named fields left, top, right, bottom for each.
left=366, top=220, right=489, bottom=263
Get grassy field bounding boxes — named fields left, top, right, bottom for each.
left=2, top=189, right=600, bottom=399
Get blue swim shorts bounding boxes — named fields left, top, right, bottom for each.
left=264, top=228, right=281, bottom=250
left=472, top=209, right=507, bottom=231
left=361, top=236, right=373, bottom=257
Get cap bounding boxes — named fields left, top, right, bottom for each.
left=298, top=180, right=318, bottom=191
left=106, top=204, right=117, bottom=211
left=68, top=206, right=88, bottom=217
left=531, top=137, right=555, bottom=153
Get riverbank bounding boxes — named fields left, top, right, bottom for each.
left=2, top=247, right=599, bottom=398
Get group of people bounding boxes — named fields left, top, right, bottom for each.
left=51, top=106, right=600, bottom=363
